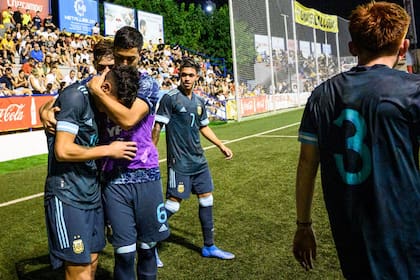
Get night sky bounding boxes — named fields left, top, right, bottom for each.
left=184, top=0, right=405, bottom=18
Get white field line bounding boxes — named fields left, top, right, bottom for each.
left=256, top=135, right=297, bottom=138
left=0, top=122, right=300, bottom=208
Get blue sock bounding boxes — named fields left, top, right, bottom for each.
left=114, top=251, right=136, bottom=280
left=199, top=205, right=214, bottom=247
left=137, top=247, right=157, bottom=280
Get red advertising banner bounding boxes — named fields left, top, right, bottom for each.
left=240, top=96, right=268, bottom=117
left=0, top=95, right=54, bottom=132
left=1, top=0, right=50, bottom=20
left=240, top=97, right=255, bottom=117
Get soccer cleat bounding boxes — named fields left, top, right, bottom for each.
left=155, top=248, right=164, bottom=268
left=201, top=245, right=235, bottom=260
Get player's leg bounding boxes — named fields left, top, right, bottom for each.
left=193, top=169, right=235, bottom=260
left=64, top=262, right=91, bottom=280
left=164, top=168, right=191, bottom=218
left=45, top=196, right=106, bottom=278
left=197, top=192, right=215, bottom=247
left=134, top=180, right=170, bottom=276
left=103, top=183, right=137, bottom=279
left=138, top=242, right=158, bottom=280
left=90, top=253, right=99, bottom=280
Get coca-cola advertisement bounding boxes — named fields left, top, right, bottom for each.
left=0, top=95, right=54, bottom=132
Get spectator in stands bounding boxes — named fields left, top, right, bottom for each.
left=13, top=6, right=23, bottom=26
left=0, top=67, right=14, bottom=90
left=62, top=69, right=77, bottom=88
left=1, top=32, right=15, bottom=64
left=42, top=55, right=52, bottom=74
left=30, top=43, right=44, bottom=63
left=22, top=9, right=31, bottom=27
left=92, top=22, right=100, bottom=36
left=157, top=38, right=165, bottom=52
left=43, top=13, right=56, bottom=30
left=13, top=69, right=28, bottom=89
left=28, top=68, right=46, bottom=94
left=32, top=11, right=42, bottom=30
left=0, top=82, right=13, bottom=96
left=2, top=7, right=15, bottom=30
left=22, top=57, right=34, bottom=75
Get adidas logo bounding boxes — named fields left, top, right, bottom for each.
left=180, top=107, right=187, bottom=113
left=159, top=224, right=168, bottom=232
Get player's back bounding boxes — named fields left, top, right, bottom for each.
left=307, top=64, right=420, bottom=279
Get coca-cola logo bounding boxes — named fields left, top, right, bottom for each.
left=0, top=104, right=25, bottom=122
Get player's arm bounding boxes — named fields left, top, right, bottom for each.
left=39, top=98, right=60, bottom=134
left=293, top=142, right=319, bottom=271
left=200, top=126, right=233, bottom=159
left=54, top=131, right=137, bottom=162
left=88, top=72, right=148, bottom=130
left=152, top=122, right=163, bottom=146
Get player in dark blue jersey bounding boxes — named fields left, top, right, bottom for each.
left=44, top=69, right=138, bottom=280
left=293, top=2, right=420, bottom=279
left=152, top=58, right=235, bottom=261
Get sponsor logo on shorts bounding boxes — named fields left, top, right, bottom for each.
left=159, top=224, right=168, bottom=232
left=72, top=236, right=84, bottom=254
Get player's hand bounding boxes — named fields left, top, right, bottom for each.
left=87, top=69, right=109, bottom=97
left=108, top=141, right=137, bottom=160
left=220, top=145, right=233, bottom=160
left=41, top=106, right=60, bottom=134
left=293, top=225, right=316, bottom=271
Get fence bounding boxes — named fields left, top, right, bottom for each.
left=227, top=0, right=357, bottom=120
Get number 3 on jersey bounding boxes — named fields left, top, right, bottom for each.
left=333, top=109, right=372, bottom=185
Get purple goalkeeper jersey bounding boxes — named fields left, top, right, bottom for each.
left=100, top=73, right=160, bottom=173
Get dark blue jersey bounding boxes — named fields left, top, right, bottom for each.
left=299, top=65, right=420, bottom=279
left=45, top=83, right=101, bottom=210
left=155, top=87, right=209, bottom=175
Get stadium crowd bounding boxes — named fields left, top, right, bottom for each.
left=0, top=5, right=236, bottom=117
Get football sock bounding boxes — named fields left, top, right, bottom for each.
left=114, top=251, right=136, bottom=280
left=138, top=247, right=157, bottom=280
left=199, top=205, right=214, bottom=247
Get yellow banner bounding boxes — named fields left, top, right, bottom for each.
left=294, top=1, right=338, bottom=33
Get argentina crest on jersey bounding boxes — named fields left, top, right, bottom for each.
left=72, top=236, right=84, bottom=254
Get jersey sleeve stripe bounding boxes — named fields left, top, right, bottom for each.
left=298, top=132, right=318, bottom=144
left=155, top=115, right=169, bottom=124
left=57, top=121, right=79, bottom=135
left=201, top=118, right=210, bottom=126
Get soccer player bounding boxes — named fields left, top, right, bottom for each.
left=44, top=66, right=138, bottom=280
left=152, top=57, right=235, bottom=261
left=292, top=2, right=420, bottom=279
left=87, top=26, right=170, bottom=279
left=41, top=27, right=170, bottom=279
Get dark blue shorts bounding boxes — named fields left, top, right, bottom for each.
left=45, top=196, right=105, bottom=269
left=103, top=180, right=170, bottom=252
left=166, top=167, right=214, bottom=199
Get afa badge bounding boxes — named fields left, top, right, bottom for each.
left=178, top=182, right=185, bottom=193
left=197, top=106, right=202, bottom=116
left=73, top=237, right=84, bottom=254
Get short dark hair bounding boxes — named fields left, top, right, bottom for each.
left=180, top=57, right=200, bottom=73
left=107, top=64, right=139, bottom=108
left=93, top=39, right=113, bottom=62
left=114, top=26, right=143, bottom=55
